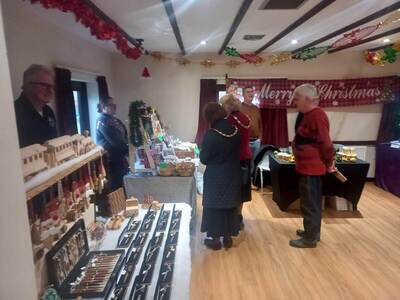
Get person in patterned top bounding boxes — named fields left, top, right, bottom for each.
left=96, top=97, right=129, bottom=190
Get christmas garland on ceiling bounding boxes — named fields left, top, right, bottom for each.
left=364, top=42, right=400, bottom=66
left=29, top=0, right=143, bottom=60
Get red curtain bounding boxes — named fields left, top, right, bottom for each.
left=195, top=79, right=217, bottom=146
left=54, top=68, right=77, bottom=135
left=97, top=76, right=110, bottom=101
left=261, top=108, right=289, bottom=148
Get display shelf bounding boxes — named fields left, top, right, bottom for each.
left=25, top=146, right=104, bottom=200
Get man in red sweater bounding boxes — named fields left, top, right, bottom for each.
left=290, top=84, right=336, bottom=248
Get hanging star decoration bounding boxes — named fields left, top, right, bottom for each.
left=176, top=57, right=191, bottom=66
left=224, top=46, right=241, bottom=57
left=292, top=46, right=330, bottom=61
left=225, top=60, right=241, bottom=68
left=382, top=46, right=398, bottom=63
left=200, top=59, right=216, bottom=67
left=270, top=52, right=292, bottom=65
left=150, top=52, right=165, bottom=60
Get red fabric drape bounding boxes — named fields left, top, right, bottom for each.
left=97, top=76, right=110, bottom=101
left=261, top=108, right=289, bottom=148
left=195, top=79, right=217, bottom=146
left=55, top=68, right=77, bottom=135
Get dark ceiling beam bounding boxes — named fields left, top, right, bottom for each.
left=254, top=0, right=336, bottom=54
left=218, top=0, right=253, bottom=55
left=292, top=2, right=400, bottom=53
left=84, top=0, right=147, bottom=53
left=162, top=0, right=186, bottom=55
left=368, top=43, right=394, bottom=52
left=328, top=27, right=400, bottom=53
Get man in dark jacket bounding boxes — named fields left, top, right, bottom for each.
left=290, top=84, right=336, bottom=248
left=14, top=64, right=57, bottom=147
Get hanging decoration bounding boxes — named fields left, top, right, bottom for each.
left=30, top=0, right=143, bottom=60
left=270, top=52, right=292, bottom=65
left=382, top=46, right=398, bottom=63
left=150, top=52, right=165, bottom=61
left=200, top=59, right=216, bottom=68
left=292, top=46, right=330, bottom=61
left=393, top=42, right=400, bottom=51
left=224, top=47, right=241, bottom=57
left=128, top=101, right=146, bottom=147
left=225, top=60, right=241, bottom=68
left=176, top=57, right=191, bottom=66
left=240, top=53, right=264, bottom=64
left=331, top=24, right=381, bottom=49
left=363, top=51, right=384, bottom=66
left=141, top=67, right=151, bottom=78
left=382, top=10, right=400, bottom=26
left=363, top=41, right=400, bottom=66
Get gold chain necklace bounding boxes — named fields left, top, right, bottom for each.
left=230, top=113, right=251, bottom=129
left=211, top=126, right=238, bottom=138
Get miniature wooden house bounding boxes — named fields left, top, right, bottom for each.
left=71, top=134, right=85, bottom=155
left=81, top=136, right=95, bottom=154
left=20, top=144, right=48, bottom=179
left=45, top=135, right=76, bottom=167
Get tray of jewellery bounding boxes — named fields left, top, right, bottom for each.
left=156, top=209, right=170, bottom=232
left=117, top=218, right=141, bottom=248
left=46, top=219, right=125, bottom=299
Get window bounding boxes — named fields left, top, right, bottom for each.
left=72, top=81, right=90, bottom=135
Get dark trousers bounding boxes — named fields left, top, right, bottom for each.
left=299, top=175, right=322, bottom=241
left=108, top=160, right=128, bottom=191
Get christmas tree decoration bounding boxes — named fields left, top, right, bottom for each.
left=382, top=46, right=399, bottom=63
left=129, top=100, right=147, bottom=147
left=292, top=46, right=330, bottom=61
left=225, top=60, right=241, bottom=68
left=224, top=46, right=241, bottom=57
left=150, top=51, right=165, bottom=60
left=200, top=59, right=216, bottom=67
left=270, top=52, right=292, bottom=65
left=176, top=57, right=191, bottom=66
left=331, top=24, right=380, bottom=48
left=141, top=67, right=151, bottom=78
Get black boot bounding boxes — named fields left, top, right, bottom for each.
left=223, top=236, right=233, bottom=249
left=204, top=237, right=222, bottom=250
left=296, top=229, right=320, bottom=241
left=289, top=238, right=317, bottom=248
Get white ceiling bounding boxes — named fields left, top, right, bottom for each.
left=23, top=0, right=400, bottom=55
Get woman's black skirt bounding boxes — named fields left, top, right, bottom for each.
left=241, top=159, right=252, bottom=202
left=201, top=207, right=240, bottom=238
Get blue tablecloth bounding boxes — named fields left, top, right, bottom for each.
left=375, top=143, right=400, bottom=197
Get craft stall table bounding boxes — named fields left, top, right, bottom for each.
left=124, top=173, right=197, bottom=228
left=67, top=203, right=191, bottom=300
left=375, top=142, right=400, bottom=197
left=269, top=154, right=370, bottom=211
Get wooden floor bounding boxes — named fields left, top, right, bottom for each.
left=190, top=183, right=400, bottom=300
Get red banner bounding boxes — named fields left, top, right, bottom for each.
left=227, top=76, right=399, bottom=108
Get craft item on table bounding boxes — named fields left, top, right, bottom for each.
left=42, top=286, right=61, bottom=300
left=71, top=134, right=96, bottom=156
left=106, top=215, right=125, bottom=230
left=88, top=221, right=106, bottom=242
left=106, top=188, right=126, bottom=216
left=125, top=196, right=139, bottom=217
left=117, top=218, right=141, bottom=248
left=159, top=162, right=176, bottom=176
left=156, top=210, right=171, bottom=232
left=275, top=152, right=295, bottom=162
left=175, top=162, right=195, bottom=177
left=174, top=148, right=195, bottom=159
left=44, top=135, right=76, bottom=167
left=336, top=146, right=357, bottom=162
left=20, top=144, right=48, bottom=179
left=151, top=200, right=162, bottom=210
left=141, top=194, right=155, bottom=209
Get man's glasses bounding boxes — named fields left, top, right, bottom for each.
left=29, top=82, right=54, bottom=89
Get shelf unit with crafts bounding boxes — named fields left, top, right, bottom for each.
left=23, top=145, right=108, bottom=293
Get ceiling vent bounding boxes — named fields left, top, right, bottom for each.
left=259, top=0, right=308, bottom=10
left=243, top=34, right=265, bottom=41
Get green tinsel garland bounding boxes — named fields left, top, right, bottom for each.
left=128, top=100, right=146, bottom=147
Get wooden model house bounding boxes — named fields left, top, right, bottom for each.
left=20, top=144, right=48, bottom=179
left=44, top=135, right=76, bottom=167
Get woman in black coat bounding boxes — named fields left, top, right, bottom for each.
left=200, top=103, right=241, bottom=250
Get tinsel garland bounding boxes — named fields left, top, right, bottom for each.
left=29, top=0, right=142, bottom=60
left=128, top=100, right=146, bottom=147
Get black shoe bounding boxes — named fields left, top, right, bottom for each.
left=289, top=238, right=317, bottom=248
left=204, top=238, right=222, bottom=250
left=296, top=229, right=320, bottom=241
left=223, top=236, right=233, bottom=248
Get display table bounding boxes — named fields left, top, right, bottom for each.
left=375, top=143, right=400, bottom=197
left=269, top=154, right=370, bottom=211
left=79, top=203, right=191, bottom=300
left=124, top=173, right=197, bottom=228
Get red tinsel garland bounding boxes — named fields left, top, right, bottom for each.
left=30, top=0, right=142, bottom=60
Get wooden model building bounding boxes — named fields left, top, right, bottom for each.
left=20, top=144, right=48, bottom=179
left=45, top=135, right=76, bottom=167
left=125, top=196, right=139, bottom=217
left=72, top=134, right=96, bottom=156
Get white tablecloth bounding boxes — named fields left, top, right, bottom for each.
left=99, top=203, right=191, bottom=300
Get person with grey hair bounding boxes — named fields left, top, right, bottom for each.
left=14, top=64, right=57, bottom=147
left=290, top=83, right=336, bottom=248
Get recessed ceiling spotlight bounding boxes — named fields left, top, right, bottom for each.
left=200, top=40, right=207, bottom=45
left=291, top=39, right=298, bottom=45
left=383, top=38, right=390, bottom=43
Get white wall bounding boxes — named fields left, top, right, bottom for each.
left=112, top=52, right=399, bottom=142
left=2, top=0, right=115, bottom=112
left=0, top=1, right=38, bottom=299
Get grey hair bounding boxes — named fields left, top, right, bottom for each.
left=293, top=83, right=319, bottom=103
left=23, top=64, right=54, bottom=86
left=219, top=93, right=242, bottom=113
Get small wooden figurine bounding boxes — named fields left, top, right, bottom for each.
left=125, top=197, right=139, bottom=217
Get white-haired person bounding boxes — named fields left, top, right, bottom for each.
left=220, top=94, right=252, bottom=228
left=290, top=83, right=336, bottom=248
left=14, top=64, right=57, bottom=147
